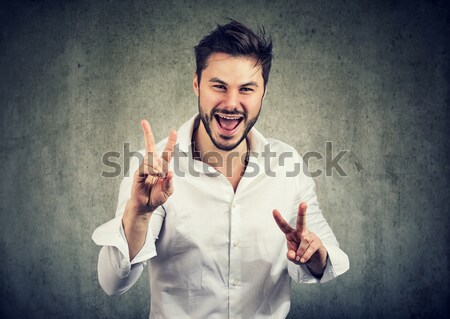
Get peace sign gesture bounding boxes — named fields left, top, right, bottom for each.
left=273, top=202, right=328, bottom=277
left=130, top=119, right=177, bottom=213
left=122, top=120, right=177, bottom=260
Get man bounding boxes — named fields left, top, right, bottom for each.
left=92, top=20, right=349, bottom=318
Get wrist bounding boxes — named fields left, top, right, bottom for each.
left=307, top=249, right=328, bottom=278
left=124, top=200, right=153, bottom=227
left=126, top=199, right=157, bottom=215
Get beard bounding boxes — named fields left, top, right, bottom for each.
left=198, top=98, right=262, bottom=151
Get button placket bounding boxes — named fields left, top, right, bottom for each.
left=228, top=196, right=242, bottom=316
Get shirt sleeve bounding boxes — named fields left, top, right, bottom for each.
left=287, top=156, right=350, bottom=283
left=91, top=151, right=166, bottom=295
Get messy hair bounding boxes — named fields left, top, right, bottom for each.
left=194, top=19, right=273, bottom=89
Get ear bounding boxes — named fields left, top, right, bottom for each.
left=262, top=85, right=268, bottom=100
left=193, top=72, right=199, bottom=97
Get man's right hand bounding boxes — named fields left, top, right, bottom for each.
left=129, top=119, right=178, bottom=214
left=123, top=120, right=177, bottom=260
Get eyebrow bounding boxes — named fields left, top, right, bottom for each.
left=209, top=77, right=259, bottom=88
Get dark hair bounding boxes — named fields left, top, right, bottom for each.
left=194, top=20, right=273, bottom=89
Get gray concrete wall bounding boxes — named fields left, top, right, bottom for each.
left=1, top=0, right=448, bottom=318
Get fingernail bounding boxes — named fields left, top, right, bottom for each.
left=295, top=256, right=300, bottom=262
left=159, top=172, right=166, bottom=178
left=300, top=258, right=305, bottom=263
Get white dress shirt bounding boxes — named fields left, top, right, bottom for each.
left=92, top=115, right=349, bottom=319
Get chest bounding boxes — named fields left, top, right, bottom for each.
left=157, top=172, right=297, bottom=258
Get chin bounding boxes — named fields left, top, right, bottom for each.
left=212, top=132, right=245, bottom=151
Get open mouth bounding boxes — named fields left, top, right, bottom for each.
left=214, top=113, right=244, bottom=134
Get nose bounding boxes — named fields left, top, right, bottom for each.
left=224, top=90, right=239, bottom=109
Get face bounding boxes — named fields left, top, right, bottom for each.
left=193, top=52, right=266, bottom=151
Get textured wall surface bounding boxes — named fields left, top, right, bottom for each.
left=1, top=0, right=449, bottom=318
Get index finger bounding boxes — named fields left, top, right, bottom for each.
left=296, top=202, right=308, bottom=233
left=273, top=209, right=294, bottom=234
left=141, top=119, right=156, bottom=154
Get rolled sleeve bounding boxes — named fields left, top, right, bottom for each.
left=91, top=206, right=166, bottom=267
left=287, top=244, right=349, bottom=283
left=91, top=206, right=165, bottom=295
left=92, top=216, right=157, bottom=264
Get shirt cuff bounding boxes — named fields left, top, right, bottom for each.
left=288, top=244, right=349, bottom=283
left=91, top=215, right=157, bottom=267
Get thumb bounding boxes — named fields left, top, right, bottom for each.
left=287, top=250, right=296, bottom=260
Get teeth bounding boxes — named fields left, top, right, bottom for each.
left=217, top=114, right=242, bottom=120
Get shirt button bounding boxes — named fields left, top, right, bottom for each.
left=232, top=241, right=239, bottom=247
left=232, top=280, right=238, bottom=287
left=232, top=202, right=236, bottom=209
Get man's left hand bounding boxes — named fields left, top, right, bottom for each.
left=273, top=202, right=328, bottom=277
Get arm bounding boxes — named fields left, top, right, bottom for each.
left=123, top=120, right=176, bottom=260
left=92, top=120, right=177, bottom=295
